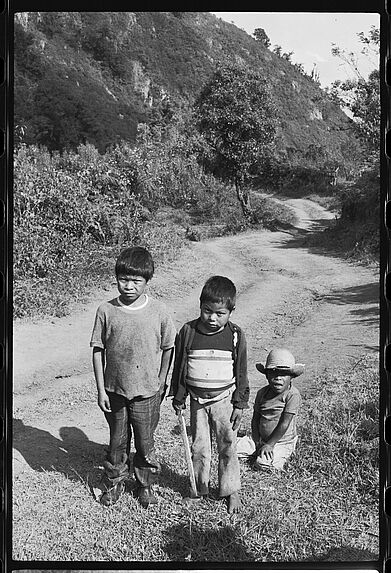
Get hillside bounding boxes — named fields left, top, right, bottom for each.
left=14, top=11, right=356, bottom=163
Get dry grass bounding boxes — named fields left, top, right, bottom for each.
left=13, top=356, right=378, bottom=562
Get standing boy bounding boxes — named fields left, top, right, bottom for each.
left=170, top=276, right=249, bottom=514
left=251, top=348, right=303, bottom=470
left=90, top=246, right=176, bottom=507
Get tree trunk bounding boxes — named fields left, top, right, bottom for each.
left=235, top=177, right=253, bottom=221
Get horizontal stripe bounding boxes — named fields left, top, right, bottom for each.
left=187, top=377, right=235, bottom=389
left=187, top=355, right=232, bottom=362
left=188, top=349, right=232, bottom=358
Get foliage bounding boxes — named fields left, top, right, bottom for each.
left=327, top=71, right=379, bottom=159
left=194, top=64, right=278, bottom=219
left=322, top=27, right=380, bottom=261
left=14, top=11, right=358, bottom=172
left=328, top=27, right=379, bottom=160
left=252, top=28, right=270, bottom=48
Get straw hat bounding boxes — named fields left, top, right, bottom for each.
left=256, top=348, right=304, bottom=378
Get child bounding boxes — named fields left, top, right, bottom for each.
left=90, top=246, right=176, bottom=507
left=169, top=275, right=249, bottom=514
left=251, top=348, right=304, bottom=470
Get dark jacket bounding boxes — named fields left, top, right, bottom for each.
left=168, top=318, right=250, bottom=409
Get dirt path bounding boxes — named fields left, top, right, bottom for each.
left=13, top=197, right=379, bottom=476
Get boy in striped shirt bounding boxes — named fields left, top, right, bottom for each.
left=170, top=276, right=249, bottom=513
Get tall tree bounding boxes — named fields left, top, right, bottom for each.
left=194, top=65, right=278, bottom=220
left=328, top=26, right=379, bottom=163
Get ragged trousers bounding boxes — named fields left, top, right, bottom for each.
left=190, top=394, right=240, bottom=498
left=104, top=390, right=161, bottom=487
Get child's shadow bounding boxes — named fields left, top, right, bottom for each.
left=13, top=418, right=105, bottom=485
left=162, top=522, right=255, bottom=561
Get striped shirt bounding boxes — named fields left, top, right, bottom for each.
left=186, top=325, right=235, bottom=399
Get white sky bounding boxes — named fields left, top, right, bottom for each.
left=211, top=12, right=380, bottom=87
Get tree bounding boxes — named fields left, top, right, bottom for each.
left=273, top=45, right=282, bottom=57
left=194, top=65, right=278, bottom=220
left=282, top=51, right=294, bottom=62
left=328, top=27, right=379, bottom=161
left=253, top=28, right=270, bottom=48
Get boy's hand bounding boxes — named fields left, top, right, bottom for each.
left=230, top=407, right=243, bottom=431
left=172, top=399, right=186, bottom=414
left=98, top=391, right=111, bottom=413
left=259, top=443, right=274, bottom=460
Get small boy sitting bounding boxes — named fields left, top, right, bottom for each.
left=251, top=348, right=304, bottom=470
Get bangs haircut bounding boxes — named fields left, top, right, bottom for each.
left=200, top=275, right=236, bottom=311
left=115, top=246, right=154, bottom=281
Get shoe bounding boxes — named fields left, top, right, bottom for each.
left=138, top=486, right=158, bottom=508
left=100, top=480, right=125, bottom=506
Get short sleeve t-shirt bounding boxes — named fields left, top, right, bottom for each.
left=254, top=384, right=301, bottom=444
left=90, top=295, right=176, bottom=400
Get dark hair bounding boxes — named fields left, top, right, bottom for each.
left=115, top=246, right=154, bottom=281
left=200, top=275, right=236, bottom=311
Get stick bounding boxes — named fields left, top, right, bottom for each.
left=178, top=410, right=198, bottom=498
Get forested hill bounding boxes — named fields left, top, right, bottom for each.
left=15, top=11, right=354, bottom=161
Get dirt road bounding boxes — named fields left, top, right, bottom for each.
left=13, top=197, right=379, bottom=476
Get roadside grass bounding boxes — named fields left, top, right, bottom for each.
left=13, top=355, right=378, bottom=561
left=13, top=194, right=296, bottom=322
left=13, top=222, right=187, bottom=321
left=301, top=219, right=379, bottom=265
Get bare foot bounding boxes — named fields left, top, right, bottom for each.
left=227, top=491, right=241, bottom=514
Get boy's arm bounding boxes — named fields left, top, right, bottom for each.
left=168, top=327, right=189, bottom=406
left=92, top=347, right=111, bottom=413
left=251, top=388, right=265, bottom=444
left=251, top=404, right=261, bottom=445
left=159, top=347, right=174, bottom=401
left=232, top=329, right=250, bottom=409
left=258, top=412, right=295, bottom=459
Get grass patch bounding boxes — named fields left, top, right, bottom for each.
left=13, top=355, right=378, bottom=561
left=302, top=219, right=379, bottom=265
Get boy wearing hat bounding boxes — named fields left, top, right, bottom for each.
left=251, top=348, right=304, bottom=470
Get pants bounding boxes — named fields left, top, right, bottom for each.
left=190, top=394, right=240, bottom=498
left=255, top=436, right=298, bottom=470
left=104, top=391, right=161, bottom=487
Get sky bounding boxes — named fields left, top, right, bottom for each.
left=211, top=12, right=380, bottom=87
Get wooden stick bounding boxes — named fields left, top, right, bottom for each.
left=178, top=410, right=198, bottom=498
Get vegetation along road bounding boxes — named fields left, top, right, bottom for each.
left=12, top=197, right=379, bottom=562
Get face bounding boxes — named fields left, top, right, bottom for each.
left=117, top=274, right=148, bottom=304
left=266, top=370, right=292, bottom=394
left=199, top=301, right=232, bottom=333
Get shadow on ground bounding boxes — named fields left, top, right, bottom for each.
left=324, top=282, right=379, bottom=325
left=312, top=545, right=379, bottom=562
left=13, top=418, right=193, bottom=497
left=13, top=418, right=105, bottom=483
left=273, top=218, right=376, bottom=266
left=162, top=522, right=255, bottom=561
